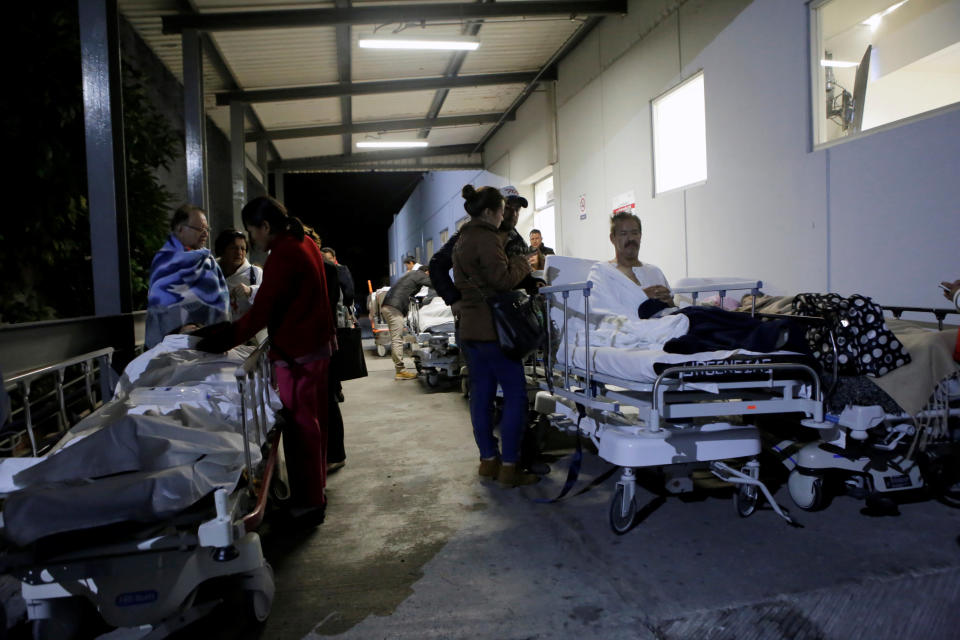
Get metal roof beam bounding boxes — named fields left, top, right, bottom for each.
left=163, top=1, right=627, bottom=33
left=271, top=144, right=479, bottom=171
left=215, top=71, right=547, bottom=105
left=246, top=112, right=512, bottom=142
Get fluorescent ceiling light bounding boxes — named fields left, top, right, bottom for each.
left=862, top=0, right=909, bottom=30
left=820, top=59, right=859, bottom=68
left=358, top=35, right=480, bottom=51
left=356, top=141, right=429, bottom=149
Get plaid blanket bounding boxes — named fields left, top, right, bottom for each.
left=145, top=235, right=229, bottom=348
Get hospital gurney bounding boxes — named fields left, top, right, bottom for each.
left=533, top=256, right=823, bottom=533
left=0, top=335, right=281, bottom=638
left=367, top=286, right=393, bottom=357
left=410, top=295, right=462, bottom=388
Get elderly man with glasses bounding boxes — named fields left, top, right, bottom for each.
left=144, top=204, right=230, bottom=348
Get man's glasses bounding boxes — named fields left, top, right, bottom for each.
left=183, top=224, right=209, bottom=233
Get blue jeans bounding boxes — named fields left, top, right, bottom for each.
left=462, top=340, right=527, bottom=464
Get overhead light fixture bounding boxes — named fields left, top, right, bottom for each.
left=358, top=34, right=481, bottom=51
left=862, top=0, right=909, bottom=30
left=820, top=59, right=859, bottom=68
left=356, top=141, right=429, bottom=149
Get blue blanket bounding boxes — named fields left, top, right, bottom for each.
left=145, top=235, right=229, bottom=348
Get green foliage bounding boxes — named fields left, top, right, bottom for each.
left=0, top=8, right=177, bottom=323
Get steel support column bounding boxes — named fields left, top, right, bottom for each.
left=274, top=171, right=285, bottom=203
left=79, top=0, right=132, bottom=316
left=230, top=100, right=247, bottom=231
left=183, top=28, right=208, bottom=209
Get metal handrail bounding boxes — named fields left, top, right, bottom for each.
left=3, top=347, right=115, bottom=456
left=235, top=339, right=272, bottom=497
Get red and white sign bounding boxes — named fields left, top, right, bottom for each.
left=612, top=190, right=636, bottom=214
left=578, top=193, right=587, bottom=220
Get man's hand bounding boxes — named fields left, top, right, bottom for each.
left=941, top=279, right=960, bottom=302
left=643, top=285, right=675, bottom=307
left=232, top=283, right=252, bottom=299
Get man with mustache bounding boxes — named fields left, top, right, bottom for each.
left=586, top=211, right=674, bottom=319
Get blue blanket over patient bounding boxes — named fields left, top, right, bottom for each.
left=145, top=235, right=229, bottom=348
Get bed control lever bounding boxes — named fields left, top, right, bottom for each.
left=199, top=488, right=238, bottom=558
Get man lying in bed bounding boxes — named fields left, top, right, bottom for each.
left=585, top=211, right=805, bottom=354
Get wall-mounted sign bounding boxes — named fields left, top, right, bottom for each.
left=612, top=190, right=636, bottom=214
left=578, top=193, right=587, bottom=220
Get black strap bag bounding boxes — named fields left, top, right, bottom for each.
left=486, top=290, right=547, bottom=361
left=332, top=326, right=368, bottom=381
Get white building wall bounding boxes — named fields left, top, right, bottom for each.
left=391, top=0, right=960, bottom=306
left=551, top=0, right=959, bottom=305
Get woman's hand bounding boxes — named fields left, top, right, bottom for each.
left=233, top=283, right=253, bottom=299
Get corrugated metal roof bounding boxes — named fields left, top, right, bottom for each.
left=118, top=0, right=601, bottom=170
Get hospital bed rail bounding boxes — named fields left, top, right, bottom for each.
left=2, top=347, right=115, bottom=457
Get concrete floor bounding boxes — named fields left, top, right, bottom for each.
left=192, top=343, right=960, bottom=640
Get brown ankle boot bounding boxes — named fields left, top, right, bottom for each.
left=478, top=457, right=501, bottom=479
left=497, top=463, right=540, bottom=488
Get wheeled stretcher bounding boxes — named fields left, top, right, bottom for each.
left=533, top=256, right=824, bottom=533
left=0, top=335, right=282, bottom=638
left=410, top=295, right=462, bottom=388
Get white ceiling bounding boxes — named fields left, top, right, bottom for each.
left=119, top=0, right=607, bottom=170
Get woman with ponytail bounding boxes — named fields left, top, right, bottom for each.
left=452, top=185, right=539, bottom=488
left=196, top=195, right=335, bottom=517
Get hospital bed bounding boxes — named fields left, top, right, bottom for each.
left=0, top=335, right=281, bottom=638
left=533, top=256, right=824, bottom=533
left=409, top=295, right=462, bottom=388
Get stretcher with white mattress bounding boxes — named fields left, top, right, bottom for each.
left=534, top=256, right=823, bottom=533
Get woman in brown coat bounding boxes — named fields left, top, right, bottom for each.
left=452, top=185, right=538, bottom=487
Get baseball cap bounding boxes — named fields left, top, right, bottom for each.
left=500, top=185, right=528, bottom=208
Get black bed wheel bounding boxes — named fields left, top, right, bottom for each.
left=734, top=484, right=760, bottom=517
left=32, top=598, right=83, bottom=640
left=426, top=372, right=440, bottom=388
left=609, top=484, right=637, bottom=535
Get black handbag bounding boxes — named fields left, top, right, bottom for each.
left=486, top=290, right=547, bottom=361
left=332, top=326, right=368, bottom=381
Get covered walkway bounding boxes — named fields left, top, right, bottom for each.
left=182, top=343, right=960, bottom=640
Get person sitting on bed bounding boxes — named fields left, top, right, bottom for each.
left=587, top=211, right=676, bottom=319
left=585, top=211, right=804, bottom=354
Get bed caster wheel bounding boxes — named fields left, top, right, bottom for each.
left=734, top=484, right=760, bottom=517
left=461, top=375, right=470, bottom=398
left=788, top=470, right=824, bottom=511
left=244, top=562, right=275, bottom=623
left=426, top=372, right=440, bottom=388
left=376, top=344, right=387, bottom=357
left=609, top=484, right=637, bottom=535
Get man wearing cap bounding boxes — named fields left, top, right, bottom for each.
left=499, top=185, right=529, bottom=258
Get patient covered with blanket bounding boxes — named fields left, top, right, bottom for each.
left=0, top=335, right=279, bottom=546
left=145, top=205, right=230, bottom=348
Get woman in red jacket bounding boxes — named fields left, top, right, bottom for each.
left=198, top=196, right=335, bottom=515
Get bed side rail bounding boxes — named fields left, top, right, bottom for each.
left=3, top=347, right=115, bottom=457
left=672, top=280, right=764, bottom=315
left=883, top=306, right=959, bottom=331
left=235, top=339, right=272, bottom=499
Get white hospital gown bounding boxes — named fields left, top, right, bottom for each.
left=582, top=261, right=687, bottom=350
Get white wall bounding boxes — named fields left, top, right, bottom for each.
left=388, top=170, right=500, bottom=283
left=392, top=0, right=960, bottom=307
left=551, top=0, right=959, bottom=305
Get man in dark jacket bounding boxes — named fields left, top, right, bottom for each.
left=499, top=186, right=529, bottom=258
left=321, top=247, right=355, bottom=309
left=429, top=231, right=462, bottom=306
left=382, top=266, right=430, bottom=380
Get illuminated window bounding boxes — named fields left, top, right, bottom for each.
left=456, top=216, right=470, bottom=231
left=652, top=72, right=707, bottom=195
left=532, top=175, right=556, bottom=252
left=440, top=228, right=448, bottom=245
left=426, top=238, right=434, bottom=260
left=812, top=0, right=960, bottom=145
